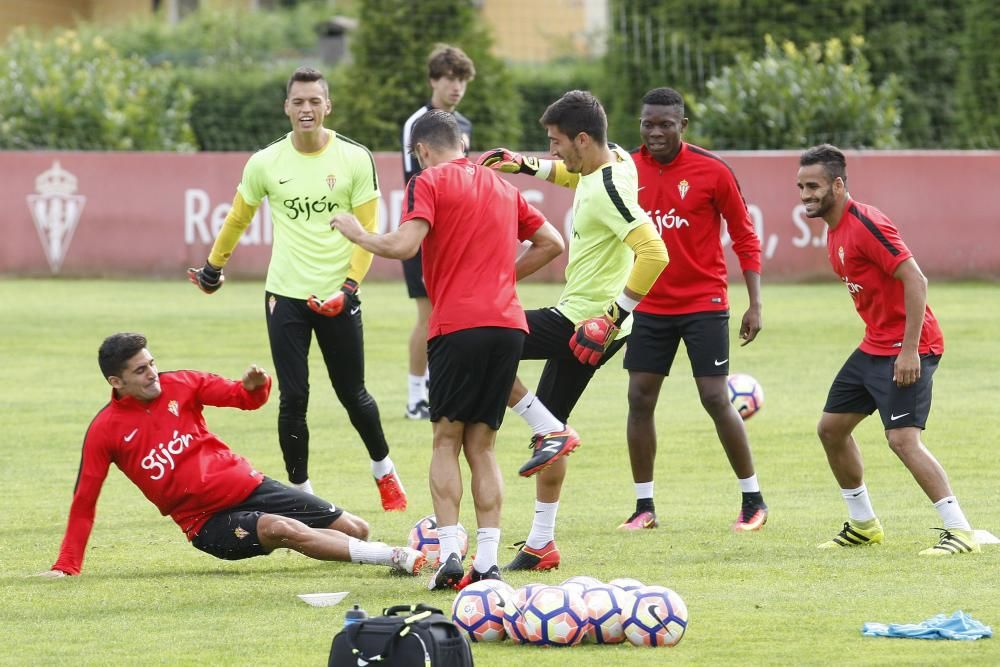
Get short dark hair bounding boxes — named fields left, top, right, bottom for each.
left=540, top=90, right=607, bottom=144
left=800, top=143, right=848, bottom=185
left=99, top=332, right=147, bottom=379
left=410, top=109, right=463, bottom=152
left=641, top=87, right=685, bottom=113
left=427, top=44, right=476, bottom=81
left=286, top=66, right=329, bottom=98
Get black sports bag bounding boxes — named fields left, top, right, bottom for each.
left=328, top=603, right=474, bottom=667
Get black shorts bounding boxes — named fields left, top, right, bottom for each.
left=823, top=348, right=939, bottom=430
left=623, top=310, right=730, bottom=377
left=427, top=327, right=524, bottom=429
left=191, top=478, right=343, bottom=561
left=402, top=250, right=427, bottom=298
left=522, top=308, right=626, bottom=424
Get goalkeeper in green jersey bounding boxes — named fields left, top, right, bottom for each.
left=188, top=67, right=407, bottom=513
left=478, top=90, right=669, bottom=570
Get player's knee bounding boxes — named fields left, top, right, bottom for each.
left=816, top=419, right=839, bottom=446
left=698, top=389, right=730, bottom=415
left=338, top=514, right=370, bottom=540
left=279, top=394, right=309, bottom=418
left=261, top=516, right=309, bottom=545
left=627, top=385, right=657, bottom=415
left=885, top=429, right=919, bottom=456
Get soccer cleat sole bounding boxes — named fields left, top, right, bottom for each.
left=518, top=438, right=580, bottom=478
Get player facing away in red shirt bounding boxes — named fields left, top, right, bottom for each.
left=36, top=333, right=426, bottom=577
left=797, top=145, right=979, bottom=556
left=623, top=88, right=768, bottom=533
left=331, top=110, right=564, bottom=589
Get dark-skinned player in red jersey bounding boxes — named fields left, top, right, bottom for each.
left=621, top=87, right=769, bottom=533
left=797, top=144, right=979, bottom=556
left=36, top=333, right=426, bottom=578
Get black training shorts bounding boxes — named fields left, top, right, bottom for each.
left=521, top=307, right=626, bottom=424
left=823, top=348, right=939, bottom=430
left=402, top=249, right=428, bottom=299
left=427, top=326, right=524, bottom=429
left=192, top=478, right=343, bottom=560
left=624, top=310, right=730, bottom=377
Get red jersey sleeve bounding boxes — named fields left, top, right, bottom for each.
left=189, top=370, right=271, bottom=410
left=52, top=413, right=114, bottom=575
left=715, top=167, right=761, bottom=274
left=400, top=172, right=436, bottom=228
left=515, top=191, right=546, bottom=241
left=857, top=210, right=912, bottom=277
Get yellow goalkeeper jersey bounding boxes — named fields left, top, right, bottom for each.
left=238, top=129, right=380, bottom=299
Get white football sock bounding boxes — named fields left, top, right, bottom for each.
left=407, top=374, right=426, bottom=406
left=371, top=456, right=394, bottom=480
left=738, top=474, right=760, bottom=493
left=841, top=484, right=876, bottom=522
left=933, top=495, right=972, bottom=531
left=526, top=501, right=559, bottom=548
left=511, top=392, right=563, bottom=436
left=473, top=527, right=501, bottom=572
left=348, top=538, right=393, bottom=566
left=292, top=479, right=314, bottom=495
left=634, top=481, right=654, bottom=500
left=437, top=525, right=461, bottom=561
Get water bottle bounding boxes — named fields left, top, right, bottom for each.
left=344, top=604, right=368, bottom=628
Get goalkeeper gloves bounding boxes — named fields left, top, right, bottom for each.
left=306, top=279, right=360, bottom=317
left=476, top=148, right=542, bottom=176
left=187, top=261, right=224, bottom=294
left=569, top=302, right=629, bottom=366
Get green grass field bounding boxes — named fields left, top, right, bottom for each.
left=1, top=278, right=997, bottom=666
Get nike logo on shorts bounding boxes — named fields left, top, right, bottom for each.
left=350, top=306, right=361, bottom=316
left=714, top=359, right=728, bottom=366
left=124, top=428, right=139, bottom=443
left=890, top=412, right=910, bottom=421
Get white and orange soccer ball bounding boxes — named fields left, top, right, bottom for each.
left=608, top=577, right=645, bottom=592
left=407, top=514, right=468, bottom=566
left=582, top=584, right=634, bottom=644
left=520, top=585, right=589, bottom=647
left=623, top=585, right=688, bottom=647
left=727, top=373, right=764, bottom=420
left=503, top=583, right=545, bottom=645
left=451, top=580, right=508, bottom=642
left=560, top=575, right=603, bottom=597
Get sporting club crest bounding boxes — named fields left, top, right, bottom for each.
left=168, top=400, right=179, bottom=417
left=838, top=246, right=845, bottom=265
left=27, top=161, right=86, bottom=273
left=326, top=174, right=337, bottom=190
left=677, top=179, right=690, bottom=200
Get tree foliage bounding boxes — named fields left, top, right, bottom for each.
left=693, top=36, right=901, bottom=149
left=955, top=0, right=1000, bottom=148
left=334, top=0, right=520, bottom=151
left=0, top=28, right=194, bottom=150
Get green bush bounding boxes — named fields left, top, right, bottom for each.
left=692, top=36, right=901, bottom=149
left=510, top=59, right=607, bottom=151
left=76, top=2, right=333, bottom=67
left=0, top=28, right=194, bottom=150
left=335, top=0, right=520, bottom=152
left=955, top=0, right=1000, bottom=148
left=186, top=67, right=291, bottom=151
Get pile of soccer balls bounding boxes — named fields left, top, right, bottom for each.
left=451, top=576, right=687, bottom=648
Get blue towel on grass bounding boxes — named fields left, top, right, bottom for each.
left=862, top=611, right=992, bottom=641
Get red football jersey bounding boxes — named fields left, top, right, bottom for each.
left=400, top=157, right=545, bottom=337
left=52, top=370, right=271, bottom=574
left=631, top=144, right=761, bottom=315
left=827, top=199, right=944, bottom=355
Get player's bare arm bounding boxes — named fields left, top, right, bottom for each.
left=515, top=221, right=564, bottom=280
left=740, top=270, right=763, bottom=346
left=331, top=213, right=429, bottom=260
left=893, top=257, right=928, bottom=387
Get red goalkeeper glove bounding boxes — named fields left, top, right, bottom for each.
left=569, top=302, right=629, bottom=366
left=476, top=147, right=541, bottom=176
left=187, top=262, right=224, bottom=294
left=307, top=279, right=359, bottom=317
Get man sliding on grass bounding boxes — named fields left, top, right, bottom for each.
left=36, top=332, right=425, bottom=577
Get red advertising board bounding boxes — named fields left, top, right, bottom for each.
left=2, top=150, right=998, bottom=281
